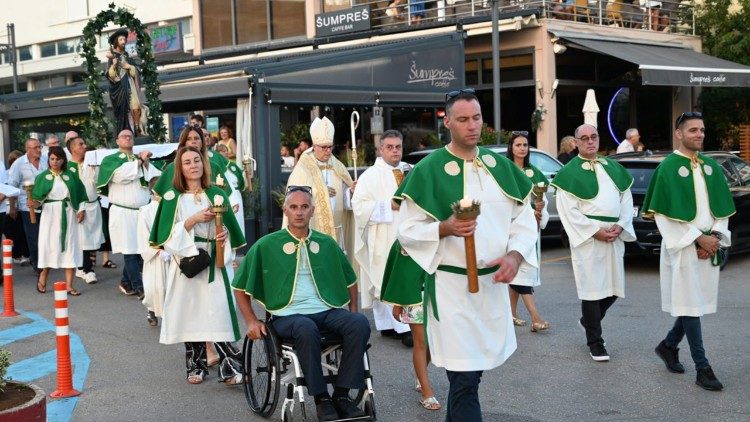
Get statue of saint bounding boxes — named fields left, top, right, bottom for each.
left=106, top=28, right=146, bottom=137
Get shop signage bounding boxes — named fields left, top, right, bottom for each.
left=123, top=24, right=182, bottom=57
left=315, top=5, right=371, bottom=37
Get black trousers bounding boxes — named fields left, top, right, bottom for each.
left=581, top=296, right=618, bottom=347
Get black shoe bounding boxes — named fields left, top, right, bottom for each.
left=655, top=340, right=685, bottom=373
left=380, top=329, right=399, bottom=338
left=401, top=332, right=414, bottom=348
left=118, top=283, right=136, bottom=296
left=147, top=311, right=158, bottom=326
left=332, top=396, right=366, bottom=418
left=135, top=289, right=145, bottom=300
left=696, top=366, right=723, bottom=391
left=589, top=344, right=610, bottom=362
left=315, top=398, right=340, bottom=421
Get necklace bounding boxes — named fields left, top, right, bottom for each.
left=189, top=187, right=204, bottom=204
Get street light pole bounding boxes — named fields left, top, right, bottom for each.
left=491, top=0, right=501, bottom=143
left=2, top=24, right=19, bottom=93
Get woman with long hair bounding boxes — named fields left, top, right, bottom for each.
left=150, top=146, right=246, bottom=385
left=31, top=146, right=88, bottom=295
left=505, top=132, right=550, bottom=332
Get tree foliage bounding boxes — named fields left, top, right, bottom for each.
left=695, top=0, right=750, bottom=148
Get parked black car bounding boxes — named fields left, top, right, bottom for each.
left=611, top=151, right=750, bottom=267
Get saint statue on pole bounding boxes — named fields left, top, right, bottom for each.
left=106, top=28, right=146, bottom=137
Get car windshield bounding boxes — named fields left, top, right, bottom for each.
left=529, top=151, right=562, bottom=178
left=627, top=166, right=656, bottom=193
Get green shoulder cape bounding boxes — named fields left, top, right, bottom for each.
left=523, top=164, right=549, bottom=186
left=380, top=240, right=433, bottom=307
left=224, top=161, right=246, bottom=192
left=148, top=185, right=246, bottom=249
left=394, top=147, right=532, bottom=220
left=32, top=169, right=87, bottom=210
left=551, top=155, right=633, bottom=200
left=231, top=229, right=356, bottom=311
left=96, top=152, right=147, bottom=196
left=153, top=160, right=231, bottom=196
left=642, top=152, right=735, bottom=222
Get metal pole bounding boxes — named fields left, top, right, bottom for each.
left=7, top=24, right=18, bottom=94
left=491, top=0, right=501, bottom=143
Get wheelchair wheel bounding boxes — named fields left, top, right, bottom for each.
left=243, top=334, right=280, bottom=418
left=364, top=394, right=376, bottom=421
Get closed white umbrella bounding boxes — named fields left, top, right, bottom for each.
left=582, top=89, right=600, bottom=128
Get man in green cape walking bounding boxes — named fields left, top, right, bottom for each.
left=232, top=187, right=370, bottom=421
left=644, top=112, right=734, bottom=391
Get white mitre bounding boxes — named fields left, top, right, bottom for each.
left=310, top=117, right=335, bottom=146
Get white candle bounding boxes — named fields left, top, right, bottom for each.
left=537, top=182, right=546, bottom=187
left=213, top=195, right=224, bottom=206
left=459, top=197, right=472, bottom=208
left=216, top=174, right=224, bottom=186
left=243, top=154, right=251, bottom=161
left=22, top=181, right=33, bottom=187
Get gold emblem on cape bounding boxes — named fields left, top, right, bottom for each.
left=45, top=174, right=53, bottom=180
left=444, top=161, right=460, bottom=176
left=309, top=241, right=320, bottom=254
left=482, top=155, right=497, bottom=168
left=581, top=161, right=592, bottom=171
left=703, top=164, right=713, bottom=176
left=62, top=175, right=70, bottom=181
left=524, top=169, right=534, bottom=178
left=282, top=242, right=295, bottom=255
left=70, top=167, right=76, bottom=173
left=678, top=166, right=690, bottom=178
left=119, top=153, right=126, bottom=159
left=163, top=191, right=176, bottom=201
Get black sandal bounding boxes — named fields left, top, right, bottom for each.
left=67, top=289, right=81, bottom=296
left=36, top=276, right=46, bottom=294
left=102, top=260, right=117, bottom=269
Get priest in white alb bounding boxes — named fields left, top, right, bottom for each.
left=351, top=129, right=411, bottom=339
left=643, top=112, right=733, bottom=391
left=285, top=117, right=355, bottom=254
left=553, top=123, right=635, bottom=363
left=380, top=91, right=537, bottom=421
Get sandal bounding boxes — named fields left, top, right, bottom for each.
left=36, top=277, right=47, bottom=294
left=415, top=378, right=422, bottom=392
left=531, top=321, right=550, bottom=332
left=102, top=260, right=117, bottom=269
left=419, top=396, right=441, bottom=410
left=187, top=370, right=205, bottom=384
left=67, top=289, right=81, bottom=296
left=223, top=374, right=243, bottom=385
left=512, top=317, right=526, bottom=326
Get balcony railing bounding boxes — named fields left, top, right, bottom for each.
left=354, top=0, right=695, bottom=35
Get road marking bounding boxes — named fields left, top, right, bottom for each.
left=2, top=310, right=90, bottom=422
left=541, top=255, right=571, bottom=264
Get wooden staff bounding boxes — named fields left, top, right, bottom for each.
left=452, top=198, right=481, bottom=293
left=242, top=154, right=255, bottom=191
left=212, top=195, right=227, bottom=269
left=23, top=182, right=36, bottom=224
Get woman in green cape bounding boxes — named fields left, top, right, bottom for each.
left=30, top=147, right=87, bottom=295
left=505, top=132, right=550, bottom=332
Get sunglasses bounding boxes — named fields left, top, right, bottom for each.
left=511, top=131, right=529, bottom=137
left=445, top=88, right=476, bottom=102
left=676, top=111, right=703, bottom=128
left=286, top=185, right=312, bottom=194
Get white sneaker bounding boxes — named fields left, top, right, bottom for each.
left=76, top=269, right=86, bottom=280
left=83, top=272, right=98, bottom=284
left=13, top=257, right=29, bottom=265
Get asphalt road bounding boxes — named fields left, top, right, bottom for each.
left=1, top=244, right=749, bottom=422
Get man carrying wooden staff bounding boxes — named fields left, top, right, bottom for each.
left=381, top=89, right=538, bottom=421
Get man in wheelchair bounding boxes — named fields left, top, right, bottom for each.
left=233, top=186, right=371, bottom=421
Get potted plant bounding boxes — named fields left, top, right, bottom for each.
left=0, top=349, right=46, bottom=421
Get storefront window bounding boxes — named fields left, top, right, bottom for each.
left=201, top=0, right=233, bottom=49
left=270, top=0, right=305, bottom=39
left=237, top=0, right=268, bottom=44
left=323, top=0, right=350, bottom=12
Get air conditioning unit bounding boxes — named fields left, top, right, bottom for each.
left=183, top=33, right=195, bottom=53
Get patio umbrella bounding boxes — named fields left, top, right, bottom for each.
left=582, top=89, right=600, bottom=128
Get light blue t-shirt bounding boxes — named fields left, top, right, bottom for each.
left=272, top=244, right=331, bottom=316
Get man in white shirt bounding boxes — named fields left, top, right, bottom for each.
left=7, top=138, right=48, bottom=274
left=616, top=128, right=640, bottom=153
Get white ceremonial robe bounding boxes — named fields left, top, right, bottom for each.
left=75, top=163, right=105, bottom=251
left=38, top=178, right=82, bottom=269
left=655, top=157, right=730, bottom=317
left=108, top=161, right=161, bottom=254
left=398, top=160, right=538, bottom=371
left=352, top=158, right=410, bottom=333
left=511, top=194, right=549, bottom=287
left=556, top=165, right=635, bottom=301
left=160, top=193, right=238, bottom=344
left=225, top=169, right=245, bottom=237
left=138, top=200, right=168, bottom=317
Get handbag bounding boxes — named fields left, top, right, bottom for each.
left=179, top=248, right=211, bottom=278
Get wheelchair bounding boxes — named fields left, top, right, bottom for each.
left=242, top=320, right=376, bottom=421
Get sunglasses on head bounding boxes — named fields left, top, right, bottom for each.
left=445, top=88, right=476, bottom=102
left=676, top=111, right=703, bottom=128
left=286, top=185, right=312, bottom=195
left=511, top=130, right=529, bottom=137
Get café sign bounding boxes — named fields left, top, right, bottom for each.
left=315, top=5, right=371, bottom=37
